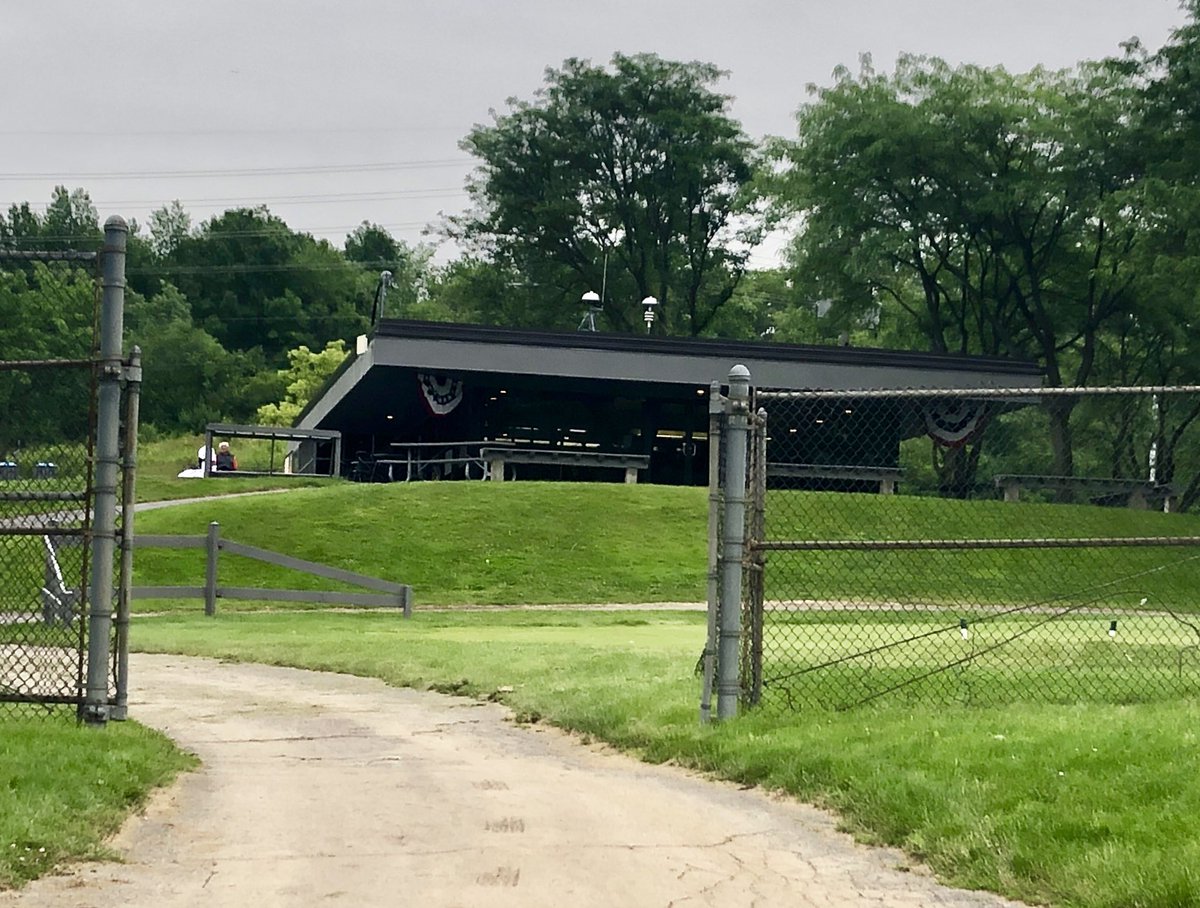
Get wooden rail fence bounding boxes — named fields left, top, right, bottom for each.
left=129, top=521, right=412, bottom=616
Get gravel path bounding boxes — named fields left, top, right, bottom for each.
left=2, top=654, right=1025, bottom=908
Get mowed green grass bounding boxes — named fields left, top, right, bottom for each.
left=128, top=608, right=1200, bottom=908
left=130, top=482, right=709, bottom=606
left=0, top=713, right=196, bottom=890
left=758, top=609, right=1200, bottom=710
left=127, top=481, right=1200, bottom=614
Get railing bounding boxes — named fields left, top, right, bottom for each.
left=129, top=522, right=412, bottom=616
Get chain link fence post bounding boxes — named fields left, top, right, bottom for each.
left=700, top=380, right=725, bottom=724
left=717, top=365, right=751, bottom=720
left=83, top=216, right=127, bottom=725
left=112, top=345, right=142, bottom=721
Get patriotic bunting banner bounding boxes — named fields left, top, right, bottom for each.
left=418, top=373, right=464, bottom=416
left=923, top=399, right=988, bottom=447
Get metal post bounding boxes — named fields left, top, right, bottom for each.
left=747, top=408, right=768, bottom=706
left=112, top=346, right=142, bottom=721
left=700, top=380, right=724, bottom=724
left=205, top=521, right=220, bottom=616
left=83, top=216, right=127, bottom=725
left=717, top=365, right=751, bottom=720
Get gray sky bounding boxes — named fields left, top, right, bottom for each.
left=2, top=0, right=1189, bottom=268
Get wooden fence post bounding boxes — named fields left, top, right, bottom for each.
left=204, top=521, right=220, bottom=616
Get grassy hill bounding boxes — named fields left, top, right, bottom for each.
left=130, top=481, right=1200, bottom=611
left=133, top=482, right=709, bottom=606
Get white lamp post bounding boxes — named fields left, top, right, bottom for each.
left=642, top=296, right=658, bottom=334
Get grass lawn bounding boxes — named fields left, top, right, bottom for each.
left=0, top=713, right=196, bottom=890
left=130, top=482, right=709, bottom=606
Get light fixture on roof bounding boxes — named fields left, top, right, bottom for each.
left=642, top=296, right=658, bottom=334
left=578, top=290, right=602, bottom=332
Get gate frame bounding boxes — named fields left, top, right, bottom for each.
left=740, top=381, right=1200, bottom=714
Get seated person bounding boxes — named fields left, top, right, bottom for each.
left=215, top=441, right=238, bottom=471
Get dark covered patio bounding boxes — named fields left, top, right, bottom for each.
left=295, top=320, right=1040, bottom=486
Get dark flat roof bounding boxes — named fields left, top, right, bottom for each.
left=372, top=319, right=1040, bottom=377
left=297, top=319, right=1041, bottom=432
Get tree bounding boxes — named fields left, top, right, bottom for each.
left=0, top=261, right=98, bottom=449
left=163, top=207, right=367, bottom=363
left=0, top=187, right=100, bottom=251
left=771, top=55, right=1145, bottom=487
left=147, top=200, right=192, bottom=258
left=454, top=53, right=762, bottom=335
left=255, top=340, right=348, bottom=426
left=124, top=282, right=280, bottom=433
left=343, top=222, right=432, bottom=319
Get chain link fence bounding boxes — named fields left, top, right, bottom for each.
left=0, top=229, right=136, bottom=722
left=732, top=384, right=1200, bottom=713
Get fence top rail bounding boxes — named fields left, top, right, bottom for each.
left=0, top=249, right=97, bottom=263
left=757, top=535, right=1200, bottom=552
left=755, top=384, right=1200, bottom=401
left=0, top=358, right=94, bottom=370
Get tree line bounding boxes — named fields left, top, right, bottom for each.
left=2, top=5, right=1200, bottom=496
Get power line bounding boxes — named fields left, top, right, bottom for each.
left=0, top=125, right=465, bottom=138
left=17, top=189, right=468, bottom=210
left=0, top=158, right=474, bottom=181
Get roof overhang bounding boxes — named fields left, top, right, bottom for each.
left=297, top=320, right=1042, bottom=433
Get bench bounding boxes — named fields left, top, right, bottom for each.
left=479, top=447, right=650, bottom=484
left=766, top=462, right=903, bottom=494
left=993, top=474, right=1175, bottom=510
left=377, top=440, right=492, bottom=482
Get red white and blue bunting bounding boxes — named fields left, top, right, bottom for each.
left=923, top=399, right=988, bottom=448
left=418, top=373, right=464, bottom=416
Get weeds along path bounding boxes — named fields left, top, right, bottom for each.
left=1, top=655, right=1025, bottom=908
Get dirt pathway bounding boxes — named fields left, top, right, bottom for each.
left=3, top=655, right=1024, bottom=907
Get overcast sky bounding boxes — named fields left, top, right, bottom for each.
left=2, top=1, right=1189, bottom=268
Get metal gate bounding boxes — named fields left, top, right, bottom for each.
left=0, top=219, right=138, bottom=723
left=707, top=371, right=1200, bottom=716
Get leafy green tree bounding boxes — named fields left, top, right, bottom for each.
left=1098, top=3, right=1200, bottom=507
left=41, top=187, right=101, bottom=249
left=454, top=53, right=762, bottom=335
left=772, top=55, right=1144, bottom=484
left=343, top=222, right=432, bottom=320
left=255, top=340, right=348, bottom=426
left=163, top=207, right=367, bottom=363
left=147, top=200, right=192, bottom=258
left=0, top=187, right=100, bottom=251
left=0, top=262, right=97, bottom=449
left=125, top=283, right=281, bottom=433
